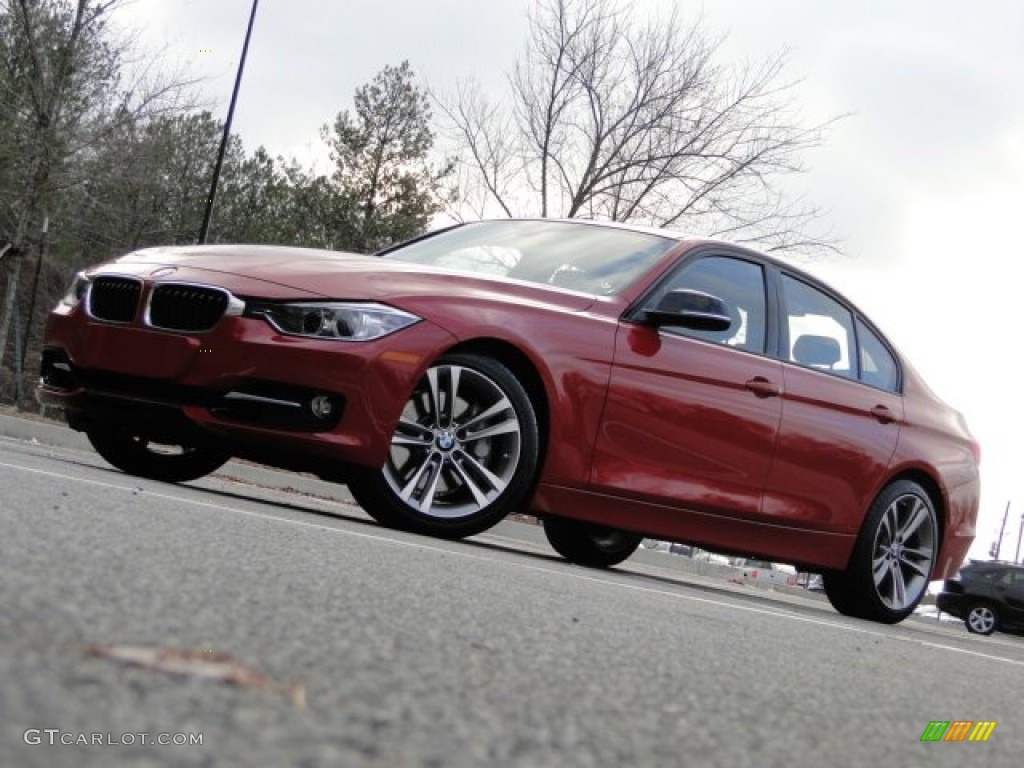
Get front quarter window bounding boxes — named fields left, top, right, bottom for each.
left=642, top=255, right=768, bottom=353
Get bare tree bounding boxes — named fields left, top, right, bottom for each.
left=0, top=0, right=193, bottom=376
left=441, top=0, right=837, bottom=252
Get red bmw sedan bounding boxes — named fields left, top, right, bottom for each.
left=37, top=219, right=979, bottom=624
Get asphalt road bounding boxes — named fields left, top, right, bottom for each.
left=1, top=431, right=1022, bottom=768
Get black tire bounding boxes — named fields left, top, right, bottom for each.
left=543, top=516, right=642, bottom=568
left=964, top=602, right=999, bottom=635
left=347, top=353, right=540, bottom=539
left=345, top=476, right=408, bottom=529
left=87, top=428, right=230, bottom=483
left=824, top=479, right=938, bottom=624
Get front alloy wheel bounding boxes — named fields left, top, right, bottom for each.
left=348, top=354, right=540, bottom=539
left=824, top=479, right=938, bottom=624
left=965, top=603, right=998, bottom=635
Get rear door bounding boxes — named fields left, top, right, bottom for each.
left=760, top=272, right=903, bottom=533
left=590, top=253, right=782, bottom=518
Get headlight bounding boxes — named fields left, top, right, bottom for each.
left=246, top=301, right=421, bottom=341
left=59, top=271, right=90, bottom=308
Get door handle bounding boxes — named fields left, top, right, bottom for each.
left=870, top=405, right=895, bottom=424
left=745, top=376, right=780, bottom=398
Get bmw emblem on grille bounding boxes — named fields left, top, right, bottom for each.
left=150, top=267, right=177, bottom=278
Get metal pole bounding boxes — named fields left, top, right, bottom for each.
left=1016, top=512, right=1023, bottom=565
left=994, top=501, right=1009, bottom=561
left=197, top=0, right=259, bottom=244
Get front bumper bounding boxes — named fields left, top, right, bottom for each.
left=38, top=303, right=456, bottom=471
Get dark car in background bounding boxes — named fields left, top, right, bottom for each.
left=37, top=218, right=980, bottom=624
left=936, top=561, right=1024, bottom=635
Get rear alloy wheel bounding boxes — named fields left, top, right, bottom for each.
left=824, top=479, right=938, bottom=624
left=543, top=517, right=642, bottom=568
left=348, top=354, right=539, bottom=539
left=965, top=603, right=998, bottom=635
left=86, top=429, right=230, bottom=483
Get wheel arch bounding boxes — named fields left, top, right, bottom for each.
left=968, top=598, right=1000, bottom=612
left=442, top=338, right=552, bottom=475
left=883, top=467, right=947, bottom=551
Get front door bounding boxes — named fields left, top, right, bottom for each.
left=591, top=254, right=782, bottom=518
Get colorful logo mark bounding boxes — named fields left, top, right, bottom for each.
left=920, top=721, right=996, bottom=742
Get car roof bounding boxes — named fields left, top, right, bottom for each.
left=965, top=560, right=1024, bottom=571
left=524, top=217, right=695, bottom=241
left=465, top=217, right=813, bottom=273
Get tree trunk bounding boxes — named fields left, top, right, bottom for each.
left=0, top=257, right=24, bottom=373
left=0, top=200, right=35, bottom=372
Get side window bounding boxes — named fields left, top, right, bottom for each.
left=780, top=274, right=856, bottom=379
left=648, top=256, right=767, bottom=352
left=856, top=319, right=899, bottom=392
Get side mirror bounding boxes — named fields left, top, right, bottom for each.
left=643, top=289, right=733, bottom=331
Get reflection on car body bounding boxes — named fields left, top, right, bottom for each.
left=38, top=219, right=979, bottom=624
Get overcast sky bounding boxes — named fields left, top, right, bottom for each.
left=117, top=0, right=1024, bottom=559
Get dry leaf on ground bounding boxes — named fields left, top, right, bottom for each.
left=82, top=645, right=306, bottom=709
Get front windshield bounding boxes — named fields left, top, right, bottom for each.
left=381, top=220, right=678, bottom=295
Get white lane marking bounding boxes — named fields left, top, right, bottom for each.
left=2, top=455, right=1023, bottom=668
left=0, top=433, right=347, bottom=490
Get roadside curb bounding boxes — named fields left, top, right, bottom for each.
left=0, top=408, right=91, bottom=451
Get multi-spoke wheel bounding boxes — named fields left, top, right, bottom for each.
left=543, top=517, right=642, bottom=568
left=965, top=603, right=999, bottom=635
left=347, top=353, right=540, bottom=539
left=824, top=479, right=938, bottom=624
left=86, top=429, right=230, bottom=483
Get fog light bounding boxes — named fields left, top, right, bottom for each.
left=309, top=395, right=334, bottom=420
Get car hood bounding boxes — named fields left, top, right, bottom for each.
left=102, top=244, right=598, bottom=312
